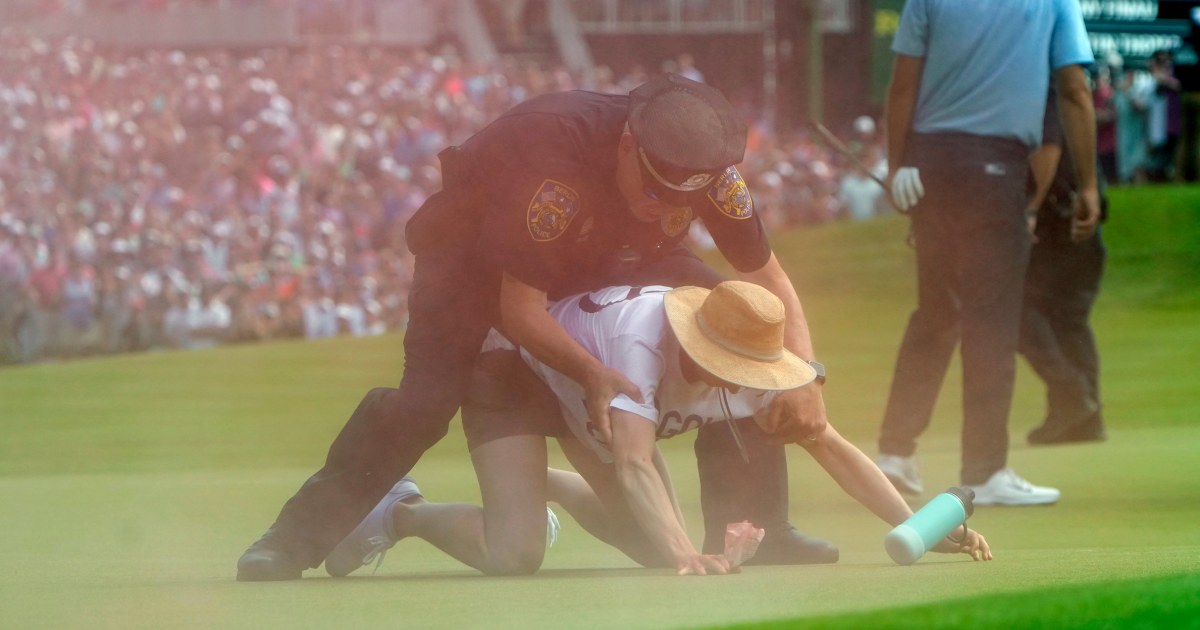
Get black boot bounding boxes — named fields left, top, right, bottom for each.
left=743, top=522, right=839, bottom=566
left=236, top=528, right=306, bottom=581
left=1027, top=412, right=1106, bottom=445
left=695, top=418, right=838, bottom=564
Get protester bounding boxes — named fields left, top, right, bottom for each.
left=323, top=282, right=991, bottom=578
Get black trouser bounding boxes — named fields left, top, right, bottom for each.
left=877, top=133, right=1031, bottom=486
left=1019, top=219, right=1105, bottom=426
left=267, top=237, right=499, bottom=568
left=263, top=233, right=789, bottom=567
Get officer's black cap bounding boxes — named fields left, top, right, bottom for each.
left=627, top=73, right=746, bottom=193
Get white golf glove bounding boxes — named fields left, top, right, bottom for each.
left=891, top=167, right=925, bottom=211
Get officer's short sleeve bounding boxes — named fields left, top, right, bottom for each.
left=699, top=167, right=772, bottom=273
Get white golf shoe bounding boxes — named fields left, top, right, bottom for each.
left=876, top=454, right=924, bottom=495
left=325, top=476, right=423, bottom=577
left=966, top=468, right=1060, bottom=506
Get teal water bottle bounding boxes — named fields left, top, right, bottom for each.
left=884, top=487, right=975, bottom=565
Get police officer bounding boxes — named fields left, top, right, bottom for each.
left=237, top=74, right=837, bottom=580
left=1020, top=91, right=1107, bottom=445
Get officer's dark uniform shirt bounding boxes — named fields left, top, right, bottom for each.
left=449, top=90, right=771, bottom=298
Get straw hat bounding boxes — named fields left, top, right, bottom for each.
left=664, top=281, right=816, bottom=391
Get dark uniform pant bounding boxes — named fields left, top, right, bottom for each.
left=263, top=212, right=789, bottom=568
left=1019, top=221, right=1105, bottom=426
left=877, top=133, right=1031, bottom=486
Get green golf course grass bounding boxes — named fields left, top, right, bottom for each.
left=2, top=185, right=1198, bottom=629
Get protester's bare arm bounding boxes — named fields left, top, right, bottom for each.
left=797, top=424, right=913, bottom=526
left=798, top=424, right=992, bottom=561
left=1054, top=64, right=1100, bottom=242
left=737, top=253, right=826, bottom=441
left=499, top=272, right=643, bottom=443
left=610, top=409, right=732, bottom=576
left=651, top=447, right=686, bottom=527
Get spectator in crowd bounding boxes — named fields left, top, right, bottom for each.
left=1093, top=61, right=1118, bottom=185
left=1145, top=49, right=1182, bottom=182
left=0, top=31, right=889, bottom=365
left=1112, top=59, right=1153, bottom=185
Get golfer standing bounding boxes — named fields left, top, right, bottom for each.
left=874, top=0, right=1099, bottom=505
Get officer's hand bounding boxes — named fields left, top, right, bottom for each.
left=756, top=386, right=827, bottom=444
left=583, top=365, right=643, bottom=445
left=1071, top=187, right=1101, bottom=242
left=890, top=167, right=925, bottom=211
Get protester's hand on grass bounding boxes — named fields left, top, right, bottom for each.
left=676, top=553, right=736, bottom=576
left=932, top=526, right=993, bottom=561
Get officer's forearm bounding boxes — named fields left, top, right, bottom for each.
left=499, top=272, right=603, bottom=384
left=736, top=253, right=814, bottom=360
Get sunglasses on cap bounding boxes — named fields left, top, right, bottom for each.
left=637, top=146, right=717, bottom=207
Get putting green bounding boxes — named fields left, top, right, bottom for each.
left=2, top=185, right=1197, bottom=629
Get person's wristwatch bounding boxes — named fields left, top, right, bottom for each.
left=805, top=360, right=826, bottom=385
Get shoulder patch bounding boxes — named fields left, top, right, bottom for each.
left=527, top=179, right=581, bottom=242
left=706, top=167, right=753, bottom=220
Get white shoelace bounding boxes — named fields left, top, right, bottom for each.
left=362, top=506, right=560, bottom=574
left=361, top=535, right=394, bottom=574
left=1002, top=468, right=1034, bottom=491
left=546, top=506, right=560, bottom=547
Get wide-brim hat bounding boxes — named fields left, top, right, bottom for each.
left=664, top=282, right=816, bottom=391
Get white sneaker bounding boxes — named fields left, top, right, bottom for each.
left=967, top=468, right=1060, bottom=506
left=876, top=454, right=924, bottom=495
left=324, top=476, right=422, bottom=577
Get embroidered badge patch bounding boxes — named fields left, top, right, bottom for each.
left=706, top=167, right=753, bottom=220
left=660, top=205, right=693, bottom=237
left=527, top=179, right=581, bottom=242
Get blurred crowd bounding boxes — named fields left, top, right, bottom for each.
left=1097, top=50, right=1183, bottom=185
left=0, top=33, right=886, bottom=365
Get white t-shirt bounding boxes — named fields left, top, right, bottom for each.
left=483, top=285, right=780, bottom=462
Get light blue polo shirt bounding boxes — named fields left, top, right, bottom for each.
left=893, top=0, right=1094, bottom=148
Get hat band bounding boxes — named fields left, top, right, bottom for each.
left=639, top=147, right=715, bottom=192
left=695, top=311, right=782, bottom=362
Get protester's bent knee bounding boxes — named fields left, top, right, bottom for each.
left=484, top=547, right=544, bottom=576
